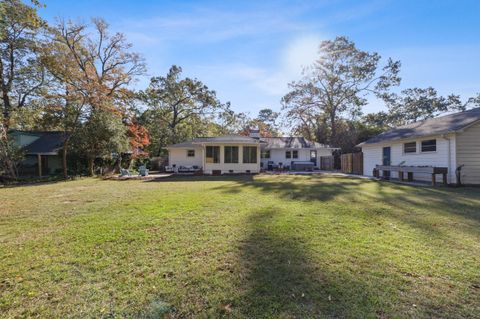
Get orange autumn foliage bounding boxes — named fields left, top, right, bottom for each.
left=127, top=122, right=150, bottom=158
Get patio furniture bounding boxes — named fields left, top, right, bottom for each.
left=120, top=168, right=131, bottom=177
left=178, top=165, right=203, bottom=173
left=374, top=165, right=448, bottom=186
left=164, top=166, right=174, bottom=173
left=267, top=161, right=274, bottom=171
left=138, top=165, right=149, bottom=177
left=291, top=161, right=315, bottom=171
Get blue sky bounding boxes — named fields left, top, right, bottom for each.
left=40, top=0, right=480, bottom=116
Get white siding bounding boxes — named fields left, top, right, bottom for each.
left=168, top=147, right=203, bottom=168
left=362, top=145, right=383, bottom=177
left=456, top=122, right=480, bottom=185
left=362, top=134, right=456, bottom=183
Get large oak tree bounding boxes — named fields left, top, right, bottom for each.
left=282, top=36, right=401, bottom=147
left=0, top=0, right=46, bottom=129
left=41, top=18, right=145, bottom=176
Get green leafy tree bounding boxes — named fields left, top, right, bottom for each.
left=40, top=18, right=145, bottom=177
left=139, top=65, right=221, bottom=155
left=386, top=87, right=465, bottom=125
left=282, top=36, right=401, bottom=147
left=0, top=123, right=24, bottom=179
left=254, top=108, right=280, bottom=136
left=73, top=108, right=128, bottom=176
left=215, top=103, right=250, bottom=135
left=0, top=0, right=46, bottom=129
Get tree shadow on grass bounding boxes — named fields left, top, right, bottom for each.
left=212, top=174, right=365, bottom=202
left=145, top=173, right=480, bottom=239
left=373, top=181, right=480, bottom=226
left=0, top=177, right=71, bottom=188
left=210, top=174, right=480, bottom=229
left=234, top=207, right=384, bottom=318
left=144, top=173, right=480, bottom=237
left=143, top=174, right=255, bottom=184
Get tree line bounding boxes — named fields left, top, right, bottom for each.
left=1, top=0, right=479, bottom=179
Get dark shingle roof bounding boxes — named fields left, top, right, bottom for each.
left=167, top=135, right=262, bottom=148
left=23, top=132, right=67, bottom=154
left=360, top=107, right=480, bottom=145
left=260, top=137, right=334, bottom=149
left=167, top=135, right=335, bottom=149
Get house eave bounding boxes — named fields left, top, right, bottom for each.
left=357, top=130, right=457, bottom=147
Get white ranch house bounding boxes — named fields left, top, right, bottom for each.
left=166, top=130, right=336, bottom=175
left=359, top=107, right=480, bottom=185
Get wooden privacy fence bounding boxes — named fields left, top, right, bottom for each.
left=340, top=152, right=363, bottom=175
left=319, top=156, right=335, bottom=170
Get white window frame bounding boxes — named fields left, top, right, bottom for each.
left=243, top=146, right=257, bottom=164
left=261, top=150, right=270, bottom=159
left=421, top=139, right=437, bottom=153
left=403, top=142, right=417, bottom=155
left=224, top=146, right=239, bottom=163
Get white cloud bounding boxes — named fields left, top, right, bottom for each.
left=282, top=34, right=323, bottom=78
left=225, top=34, right=324, bottom=97
left=116, top=6, right=313, bottom=45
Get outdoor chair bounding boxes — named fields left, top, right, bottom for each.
left=138, top=165, right=149, bottom=177
left=120, top=168, right=131, bottom=177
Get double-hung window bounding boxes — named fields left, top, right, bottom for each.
left=224, top=146, right=239, bottom=163
left=206, top=146, right=220, bottom=163
left=421, top=139, right=436, bottom=152
left=261, top=150, right=270, bottom=159
left=286, top=150, right=298, bottom=159
left=187, top=149, right=195, bottom=157
left=243, top=146, right=257, bottom=163
left=403, top=142, right=416, bottom=154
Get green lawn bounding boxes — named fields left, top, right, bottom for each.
left=1, top=175, right=480, bottom=318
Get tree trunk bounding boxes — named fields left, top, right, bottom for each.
left=329, top=113, right=336, bottom=146
left=0, top=124, right=17, bottom=179
left=116, top=153, right=122, bottom=173
left=88, top=158, right=94, bottom=176
left=2, top=90, right=11, bottom=130
left=62, top=141, right=68, bottom=179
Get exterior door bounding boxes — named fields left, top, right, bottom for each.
left=382, top=147, right=391, bottom=178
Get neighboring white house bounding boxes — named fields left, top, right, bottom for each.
left=259, top=137, right=336, bottom=169
left=166, top=130, right=337, bottom=174
left=358, top=107, right=480, bottom=185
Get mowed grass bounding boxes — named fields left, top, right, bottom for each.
left=1, top=175, right=480, bottom=318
